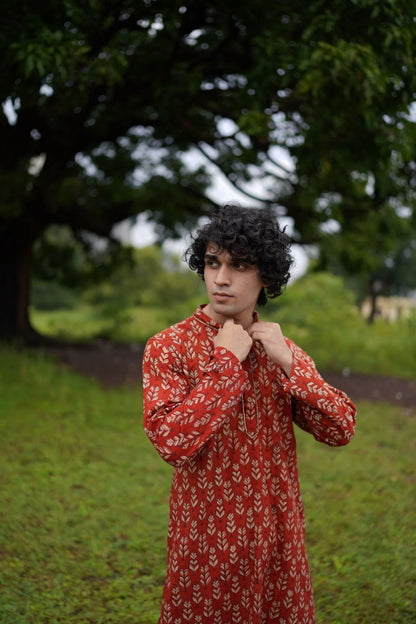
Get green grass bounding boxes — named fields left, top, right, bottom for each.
left=31, top=302, right=198, bottom=345
left=1, top=348, right=415, bottom=623
left=0, top=347, right=171, bottom=624
left=297, top=405, right=416, bottom=623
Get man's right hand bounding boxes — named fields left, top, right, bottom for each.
left=213, top=318, right=252, bottom=362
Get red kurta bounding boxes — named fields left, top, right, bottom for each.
left=143, top=306, right=356, bottom=624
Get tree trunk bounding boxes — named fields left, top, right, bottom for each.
left=367, top=291, right=378, bottom=324
left=366, top=277, right=382, bottom=325
left=0, top=231, right=38, bottom=342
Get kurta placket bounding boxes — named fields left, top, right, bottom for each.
left=143, top=305, right=356, bottom=624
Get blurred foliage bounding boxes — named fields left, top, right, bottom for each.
left=33, top=225, right=135, bottom=289
left=1, top=0, right=416, bottom=339
left=374, top=238, right=416, bottom=296
left=263, top=272, right=416, bottom=378
left=80, top=245, right=205, bottom=307
left=264, top=272, right=359, bottom=328
left=32, top=279, right=78, bottom=311
left=32, top=244, right=205, bottom=327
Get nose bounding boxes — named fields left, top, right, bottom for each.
left=215, top=264, right=231, bottom=286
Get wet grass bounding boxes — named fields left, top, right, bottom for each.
left=1, top=347, right=415, bottom=623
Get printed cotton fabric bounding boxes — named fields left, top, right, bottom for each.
left=143, top=306, right=356, bottom=624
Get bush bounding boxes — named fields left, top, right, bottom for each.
left=81, top=245, right=204, bottom=308
left=264, top=272, right=359, bottom=328
left=263, top=272, right=416, bottom=378
left=32, top=279, right=78, bottom=310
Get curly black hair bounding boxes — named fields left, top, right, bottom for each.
left=185, top=204, right=293, bottom=306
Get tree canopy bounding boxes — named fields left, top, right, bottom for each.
left=1, top=0, right=416, bottom=339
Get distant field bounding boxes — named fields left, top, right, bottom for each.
left=1, top=347, right=415, bottom=623
left=32, top=293, right=416, bottom=380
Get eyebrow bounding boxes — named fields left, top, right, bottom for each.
left=204, top=253, right=255, bottom=264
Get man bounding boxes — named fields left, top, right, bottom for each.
left=142, top=204, right=356, bottom=624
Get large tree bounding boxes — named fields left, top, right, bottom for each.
left=1, top=0, right=416, bottom=340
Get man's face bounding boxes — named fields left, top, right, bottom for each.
left=203, top=243, right=264, bottom=327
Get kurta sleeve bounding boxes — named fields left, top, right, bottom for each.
left=142, top=333, right=246, bottom=467
left=280, top=339, right=356, bottom=447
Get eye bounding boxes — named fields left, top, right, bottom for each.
left=232, top=261, right=248, bottom=270
left=205, top=258, right=218, bottom=268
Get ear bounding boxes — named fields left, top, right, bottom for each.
left=260, top=274, right=269, bottom=288
left=257, top=287, right=267, bottom=307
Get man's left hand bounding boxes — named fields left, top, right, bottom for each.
left=247, top=321, right=293, bottom=377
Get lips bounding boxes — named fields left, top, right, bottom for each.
left=212, top=291, right=233, bottom=301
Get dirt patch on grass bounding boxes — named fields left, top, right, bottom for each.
left=41, top=340, right=415, bottom=413
left=42, top=341, right=144, bottom=388
left=322, top=370, right=415, bottom=414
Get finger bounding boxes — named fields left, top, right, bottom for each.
left=248, top=324, right=265, bottom=336
left=223, top=318, right=235, bottom=327
left=249, top=330, right=260, bottom=342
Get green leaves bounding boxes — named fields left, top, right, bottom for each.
left=1, top=0, right=416, bottom=339
left=10, top=28, right=88, bottom=81
left=298, top=40, right=388, bottom=107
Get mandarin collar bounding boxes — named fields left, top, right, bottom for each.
left=193, top=304, right=259, bottom=331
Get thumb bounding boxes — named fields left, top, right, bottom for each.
left=222, top=318, right=235, bottom=327
left=246, top=323, right=256, bottom=336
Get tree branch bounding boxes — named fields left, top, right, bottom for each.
left=197, top=143, right=277, bottom=205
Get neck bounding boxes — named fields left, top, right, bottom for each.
left=203, top=303, right=255, bottom=329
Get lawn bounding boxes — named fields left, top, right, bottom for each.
left=1, top=347, right=415, bottom=623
